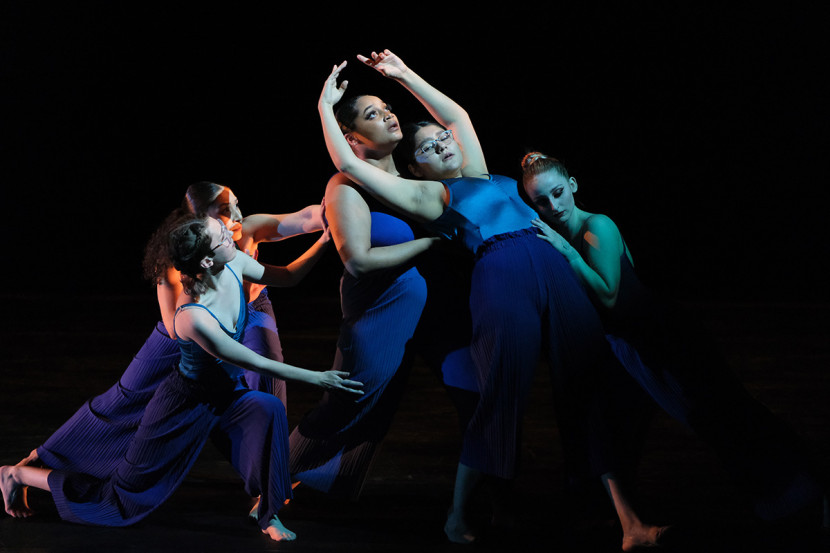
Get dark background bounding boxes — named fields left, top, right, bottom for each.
left=2, top=4, right=827, bottom=303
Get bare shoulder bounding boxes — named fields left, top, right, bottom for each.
left=584, top=213, right=621, bottom=238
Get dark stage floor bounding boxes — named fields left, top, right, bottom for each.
left=1, top=294, right=828, bottom=552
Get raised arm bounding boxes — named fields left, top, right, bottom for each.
left=325, top=174, right=439, bottom=278
left=532, top=214, right=624, bottom=309
left=358, top=49, right=488, bottom=177
left=175, top=307, right=363, bottom=394
left=319, top=61, right=447, bottom=223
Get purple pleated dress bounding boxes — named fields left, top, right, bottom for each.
left=47, top=265, right=293, bottom=532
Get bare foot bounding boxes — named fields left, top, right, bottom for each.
left=1, top=466, right=33, bottom=518
left=15, top=449, right=39, bottom=467
left=622, top=524, right=671, bottom=551
left=444, top=507, right=476, bottom=544
left=262, top=514, right=296, bottom=541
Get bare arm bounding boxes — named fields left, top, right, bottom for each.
left=358, top=49, right=488, bottom=177
left=319, top=62, right=447, bottom=223
left=175, top=307, right=363, bottom=394
left=532, top=215, right=624, bottom=309
left=239, top=204, right=323, bottom=247
left=233, top=233, right=331, bottom=288
left=326, top=174, right=440, bottom=278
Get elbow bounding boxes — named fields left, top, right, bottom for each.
left=598, top=290, right=619, bottom=310
left=343, top=258, right=369, bottom=279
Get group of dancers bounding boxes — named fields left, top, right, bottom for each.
left=2, top=49, right=827, bottom=548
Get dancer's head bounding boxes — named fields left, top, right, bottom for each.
left=184, top=181, right=243, bottom=240
left=336, top=95, right=401, bottom=157
left=168, top=215, right=237, bottom=295
left=521, top=152, right=578, bottom=227
left=396, top=121, right=463, bottom=180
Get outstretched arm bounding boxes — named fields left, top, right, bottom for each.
left=239, top=203, right=324, bottom=248
left=358, top=49, right=488, bottom=177
left=319, top=61, right=447, bottom=223
left=234, top=231, right=331, bottom=287
left=175, top=308, right=363, bottom=394
left=532, top=215, right=624, bottom=309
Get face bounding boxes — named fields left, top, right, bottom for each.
left=347, top=96, right=401, bottom=148
left=206, top=187, right=243, bottom=241
left=410, top=125, right=463, bottom=180
left=205, top=217, right=237, bottom=265
left=524, top=170, right=578, bottom=226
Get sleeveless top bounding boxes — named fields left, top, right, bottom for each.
left=423, top=174, right=537, bottom=255
left=173, top=264, right=248, bottom=383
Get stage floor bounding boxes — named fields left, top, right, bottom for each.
left=1, top=295, right=828, bottom=552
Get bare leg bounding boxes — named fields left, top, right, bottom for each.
left=1, top=465, right=52, bottom=518
left=601, top=472, right=670, bottom=551
left=445, top=462, right=481, bottom=544
left=262, top=513, right=297, bottom=541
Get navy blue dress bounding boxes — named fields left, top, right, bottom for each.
left=288, top=201, right=428, bottom=498
left=47, top=265, right=293, bottom=532
left=605, top=245, right=825, bottom=520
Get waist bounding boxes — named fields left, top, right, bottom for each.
left=474, top=228, right=536, bottom=261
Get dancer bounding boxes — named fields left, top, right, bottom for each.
left=18, top=183, right=324, bottom=482
left=1, top=215, right=363, bottom=542
left=317, top=52, right=651, bottom=547
left=182, top=181, right=324, bottom=403
left=288, top=91, right=443, bottom=499
left=522, top=151, right=828, bottom=525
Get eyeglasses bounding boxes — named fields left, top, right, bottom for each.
left=416, top=129, right=453, bottom=156
left=210, top=224, right=234, bottom=252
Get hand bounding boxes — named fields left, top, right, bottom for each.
left=15, top=449, right=39, bottom=467
left=319, top=196, right=329, bottom=233
left=318, top=370, right=364, bottom=395
left=357, top=49, right=408, bottom=80
left=317, top=225, right=332, bottom=245
left=320, top=61, right=349, bottom=107
left=531, top=218, right=579, bottom=262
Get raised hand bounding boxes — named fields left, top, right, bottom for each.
left=318, top=370, right=364, bottom=395
left=357, top=49, right=408, bottom=79
left=320, top=61, right=349, bottom=107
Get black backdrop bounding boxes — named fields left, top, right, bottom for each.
left=3, top=4, right=827, bottom=302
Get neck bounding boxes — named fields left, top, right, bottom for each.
left=358, top=148, right=399, bottom=175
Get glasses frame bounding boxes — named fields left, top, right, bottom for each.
left=416, top=129, right=454, bottom=156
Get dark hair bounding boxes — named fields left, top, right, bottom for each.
left=393, top=120, right=446, bottom=179
left=334, top=95, right=369, bottom=133
left=142, top=207, right=191, bottom=285
left=168, top=215, right=214, bottom=296
left=142, top=182, right=226, bottom=285
left=183, top=181, right=224, bottom=216
left=520, top=152, right=570, bottom=181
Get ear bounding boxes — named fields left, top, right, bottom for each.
left=408, top=162, right=424, bottom=179
left=199, top=256, right=214, bottom=270
left=344, top=132, right=361, bottom=147
left=569, top=176, right=579, bottom=193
